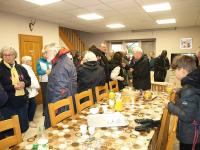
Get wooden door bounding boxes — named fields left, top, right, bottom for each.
left=19, top=34, right=43, bottom=104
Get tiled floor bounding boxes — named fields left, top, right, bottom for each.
left=23, top=104, right=179, bottom=150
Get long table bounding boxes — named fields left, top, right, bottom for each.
left=13, top=91, right=167, bottom=150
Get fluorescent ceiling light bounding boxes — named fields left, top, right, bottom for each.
left=77, top=13, right=104, bottom=20
left=156, top=18, right=176, bottom=24
left=24, top=0, right=61, bottom=6
left=143, top=2, right=171, bottom=12
left=106, top=24, right=125, bottom=29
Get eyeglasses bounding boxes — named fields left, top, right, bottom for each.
left=3, top=54, right=14, bottom=57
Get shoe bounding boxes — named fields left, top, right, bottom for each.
left=29, top=121, right=37, bottom=128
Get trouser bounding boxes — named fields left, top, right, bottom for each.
left=28, top=97, right=37, bottom=121
left=40, top=82, right=47, bottom=113
left=180, top=143, right=200, bottom=150
left=0, top=103, right=29, bottom=133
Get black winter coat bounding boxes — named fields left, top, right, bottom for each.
left=168, top=67, right=200, bottom=144
left=0, top=83, right=8, bottom=108
left=77, top=61, right=106, bottom=94
left=154, top=55, right=170, bottom=82
left=132, top=55, right=151, bottom=90
left=0, top=61, right=31, bottom=108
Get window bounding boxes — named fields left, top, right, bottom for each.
left=111, top=43, right=122, bottom=52
left=126, top=42, right=140, bottom=54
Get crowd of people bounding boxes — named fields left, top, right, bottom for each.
left=0, top=43, right=200, bottom=149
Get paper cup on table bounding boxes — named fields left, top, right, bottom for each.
left=102, top=105, right=108, bottom=113
left=80, top=124, right=87, bottom=135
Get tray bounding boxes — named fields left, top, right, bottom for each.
left=87, top=112, right=128, bottom=128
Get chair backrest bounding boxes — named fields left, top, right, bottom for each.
left=0, top=115, right=22, bottom=149
left=95, top=83, right=109, bottom=102
left=156, top=108, right=171, bottom=150
left=170, top=91, right=177, bottom=103
left=151, top=82, right=168, bottom=92
left=165, top=115, right=178, bottom=150
left=48, top=96, right=74, bottom=127
left=75, top=89, right=94, bottom=113
left=109, top=80, right=119, bottom=92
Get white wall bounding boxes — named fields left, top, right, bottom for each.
left=0, top=12, right=59, bottom=61
left=79, top=27, right=200, bottom=59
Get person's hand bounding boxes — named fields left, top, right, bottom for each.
left=14, top=82, right=25, bottom=90
left=19, top=82, right=25, bottom=88
left=122, top=63, right=126, bottom=68
left=164, top=100, right=170, bottom=108
left=46, top=69, right=51, bottom=75
left=117, top=76, right=124, bottom=81
left=14, top=84, right=21, bottom=90
left=130, top=68, right=134, bottom=72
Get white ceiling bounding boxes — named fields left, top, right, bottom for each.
left=0, top=0, right=200, bottom=33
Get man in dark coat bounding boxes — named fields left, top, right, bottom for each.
left=167, top=55, right=200, bottom=150
left=77, top=51, right=106, bottom=102
left=154, top=50, right=170, bottom=82
left=44, top=45, right=77, bottom=129
left=131, top=47, right=151, bottom=90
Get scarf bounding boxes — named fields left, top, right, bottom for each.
left=52, top=48, right=69, bottom=65
left=4, top=61, right=25, bottom=96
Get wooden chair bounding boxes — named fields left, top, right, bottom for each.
left=165, top=115, right=178, bottom=150
left=109, top=80, right=119, bottom=92
left=75, top=89, right=94, bottom=113
left=151, top=82, right=168, bottom=92
left=156, top=108, right=171, bottom=150
left=0, top=115, right=22, bottom=149
left=48, top=96, right=74, bottom=127
left=95, top=83, right=109, bottom=102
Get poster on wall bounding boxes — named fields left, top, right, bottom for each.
left=180, top=38, right=192, bottom=49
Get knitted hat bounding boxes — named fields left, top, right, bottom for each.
left=84, top=51, right=97, bottom=62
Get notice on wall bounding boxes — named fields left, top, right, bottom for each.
left=180, top=38, right=192, bottom=49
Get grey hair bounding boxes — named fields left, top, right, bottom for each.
left=132, top=47, right=143, bottom=53
left=0, top=46, right=17, bottom=58
left=21, top=56, right=32, bottom=64
left=42, top=43, right=60, bottom=54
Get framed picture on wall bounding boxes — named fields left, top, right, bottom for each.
left=180, top=38, right=192, bottom=49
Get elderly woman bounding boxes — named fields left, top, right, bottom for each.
left=44, top=44, right=77, bottom=129
left=0, top=46, right=31, bottom=133
left=77, top=51, right=106, bottom=102
left=22, top=56, right=40, bottom=128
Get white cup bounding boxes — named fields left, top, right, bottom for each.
left=102, top=105, right=108, bottom=113
left=80, top=124, right=87, bottom=135
left=88, top=126, right=95, bottom=136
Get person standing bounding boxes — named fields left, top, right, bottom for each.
left=166, top=55, right=200, bottom=150
left=77, top=51, right=105, bottom=102
left=195, top=49, right=200, bottom=66
left=0, top=46, right=31, bottom=133
left=131, top=47, right=151, bottom=90
left=154, top=50, right=170, bottom=82
left=36, top=48, right=51, bottom=115
left=44, top=45, right=77, bottom=129
left=99, top=43, right=110, bottom=83
left=110, top=52, right=125, bottom=90
left=22, top=56, right=40, bottom=128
